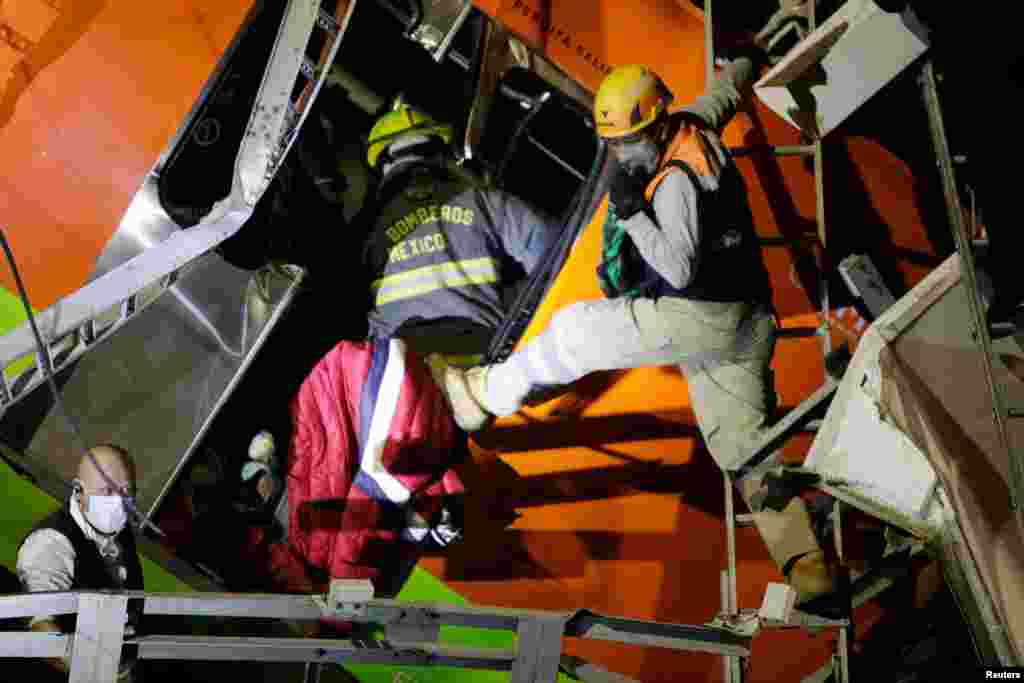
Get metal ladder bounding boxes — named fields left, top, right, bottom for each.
left=0, top=0, right=351, bottom=420
left=918, top=59, right=1024, bottom=514
left=705, top=2, right=851, bottom=680
left=713, top=6, right=1024, bottom=683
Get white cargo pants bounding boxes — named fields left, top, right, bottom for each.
left=485, top=295, right=777, bottom=471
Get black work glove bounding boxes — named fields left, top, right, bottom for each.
left=609, top=168, right=649, bottom=220
left=596, top=260, right=621, bottom=298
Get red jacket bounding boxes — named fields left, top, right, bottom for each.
left=271, top=339, right=465, bottom=598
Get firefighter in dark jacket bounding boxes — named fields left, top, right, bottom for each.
left=17, top=445, right=142, bottom=679
left=362, top=98, right=560, bottom=367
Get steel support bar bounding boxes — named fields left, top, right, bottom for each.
left=410, top=0, right=474, bottom=63
left=835, top=623, right=849, bottom=683
left=0, top=632, right=71, bottom=658
left=804, top=0, right=830, bottom=362
left=724, top=469, right=742, bottom=683
left=733, top=378, right=839, bottom=476
left=334, top=598, right=755, bottom=657
left=833, top=501, right=850, bottom=683
left=724, top=471, right=741, bottom=683
left=814, top=140, right=830, bottom=356
left=767, top=611, right=849, bottom=630
left=69, top=594, right=128, bottom=683
left=237, top=0, right=327, bottom=205
left=135, top=636, right=517, bottom=669
left=920, top=59, right=1023, bottom=512
left=724, top=472, right=738, bottom=618
left=386, top=618, right=442, bottom=645
left=0, top=592, right=78, bottom=619
left=131, top=592, right=760, bottom=657
left=512, top=616, right=566, bottom=683
left=332, top=599, right=538, bottom=630
left=721, top=573, right=744, bottom=682
left=728, top=145, right=816, bottom=158
left=565, top=613, right=751, bottom=657
left=721, top=572, right=732, bottom=683
left=142, top=593, right=324, bottom=620
left=705, top=0, right=714, bottom=89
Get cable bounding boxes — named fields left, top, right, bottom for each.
left=0, top=227, right=165, bottom=539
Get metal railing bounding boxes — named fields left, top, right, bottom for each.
left=0, top=581, right=852, bottom=683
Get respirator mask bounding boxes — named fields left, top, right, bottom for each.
left=609, top=129, right=661, bottom=179
left=76, top=482, right=129, bottom=535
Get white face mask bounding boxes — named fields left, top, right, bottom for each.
left=86, top=495, right=129, bottom=535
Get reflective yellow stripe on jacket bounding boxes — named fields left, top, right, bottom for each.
left=371, top=257, right=500, bottom=306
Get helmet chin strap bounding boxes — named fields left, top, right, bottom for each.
left=651, top=117, right=674, bottom=168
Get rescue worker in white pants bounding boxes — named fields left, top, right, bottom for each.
left=438, top=50, right=776, bottom=464
left=433, top=23, right=837, bottom=602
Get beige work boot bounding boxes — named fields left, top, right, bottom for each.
left=750, top=498, right=836, bottom=602
left=424, top=355, right=495, bottom=432
left=787, top=550, right=837, bottom=603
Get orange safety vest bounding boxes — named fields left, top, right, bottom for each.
left=644, top=116, right=719, bottom=201
left=629, top=113, right=773, bottom=305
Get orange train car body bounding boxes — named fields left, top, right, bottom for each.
left=1, top=1, right=949, bottom=680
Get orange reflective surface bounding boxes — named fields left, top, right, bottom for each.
left=1, top=0, right=251, bottom=307
left=425, top=1, right=939, bottom=680
left=2, top=1, right=938, bottom=680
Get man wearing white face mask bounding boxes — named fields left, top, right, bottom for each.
left=16, top=444, right=143, bottom=678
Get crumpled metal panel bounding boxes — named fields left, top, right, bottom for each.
left=0, top=175, right=302, bottom=519
left=0, top=0, right=352, bottom=418
left=410, top=0, right=473, bottom=62
left=235, top=0, right=319, bottom=206
left=236, top=0, right=354, bottom=205
left=806, top=255, right=1024, bottom=664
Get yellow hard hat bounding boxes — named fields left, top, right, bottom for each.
left=366, top=98, right=454, bottom=168
left=593, top=65, right=674, bottom=139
